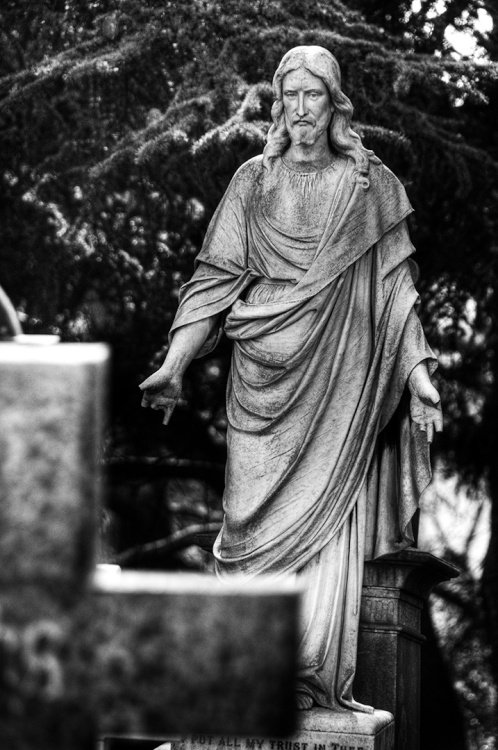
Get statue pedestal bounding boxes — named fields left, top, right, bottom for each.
left=102, top=551, right=459, bottom=750
left=354, top=550, right=459, bottom=750
left=180, top=708, right=394, bottom=750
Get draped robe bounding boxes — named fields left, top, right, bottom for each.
left=170, top=153, right=436, bottom=709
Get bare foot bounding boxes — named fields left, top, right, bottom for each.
left=296, top=691, right=314, bottom=710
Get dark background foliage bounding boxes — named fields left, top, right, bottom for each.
left=1, top=1, right=497, bottom=746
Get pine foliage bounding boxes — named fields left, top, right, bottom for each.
left=2, top=2, right=498, bottom=740
left=0, top=0, right=497, bottom=468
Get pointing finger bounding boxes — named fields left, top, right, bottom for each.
left=162, top=406, right=175, bottom=425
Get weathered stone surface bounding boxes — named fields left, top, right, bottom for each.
left=354, top=550, right=459, bottom=750
left=0, top=585, right=97, bottom=750
left=0, top=342, right=108, bottom=587
left=140, top=45, right=443, bottom=716
left=176, top=708, right=394, bottom=750
left=80, top=569, right=298, bottom=738
left=0, top=569, right=299, bottom=749
left=0, top=342, right=109, bottom=749
left=0, top=343, right=300, bottom=747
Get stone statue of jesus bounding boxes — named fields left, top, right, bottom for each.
left=140, top=46, right=442, bottom=712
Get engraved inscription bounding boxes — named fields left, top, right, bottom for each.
left=188, top=738, right=365, bottom=750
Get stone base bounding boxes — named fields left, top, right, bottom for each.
left=178, top=708, right=394, bottom=750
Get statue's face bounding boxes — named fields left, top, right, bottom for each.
left=282, top=67, right=332, bottom=147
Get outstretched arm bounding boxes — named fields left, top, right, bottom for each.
left=139, top=315, right=219, bottom=425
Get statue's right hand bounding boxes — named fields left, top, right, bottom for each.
left=139, top=367, right=183, bottom=425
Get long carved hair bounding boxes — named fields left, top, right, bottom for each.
left=262, top=46, right=379, bottom=186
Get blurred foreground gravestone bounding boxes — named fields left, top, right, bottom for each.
left=0, top=342, right=299, bottom=749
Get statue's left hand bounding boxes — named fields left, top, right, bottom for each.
left=408, top=362, right=443, bottom=444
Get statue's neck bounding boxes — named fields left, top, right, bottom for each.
left=284, top=135, right=333, bottom=173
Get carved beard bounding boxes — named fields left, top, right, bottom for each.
left=290, top=121, right=317, bottom=146
left=288, top=118, right=328, bottom=147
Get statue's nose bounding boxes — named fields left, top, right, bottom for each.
left=296, top=91, right=306, bottom=117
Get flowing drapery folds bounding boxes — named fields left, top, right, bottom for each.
left=171, top=155, right=436, bottom=577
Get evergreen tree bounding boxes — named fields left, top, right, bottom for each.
left=1, top=0, right=496, bottom=451
left=1, top=1, right=497, bottom=740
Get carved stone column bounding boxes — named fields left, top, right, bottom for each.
left=353, top=549, right=459, bottom=750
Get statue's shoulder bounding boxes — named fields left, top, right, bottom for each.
left=229, top=155, right=264, bottom=192
left=365, top=158, right=413, bottom=228
left=368, top=158, right=407, bottom=195
left=236, top=154, right=264, bottom=173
